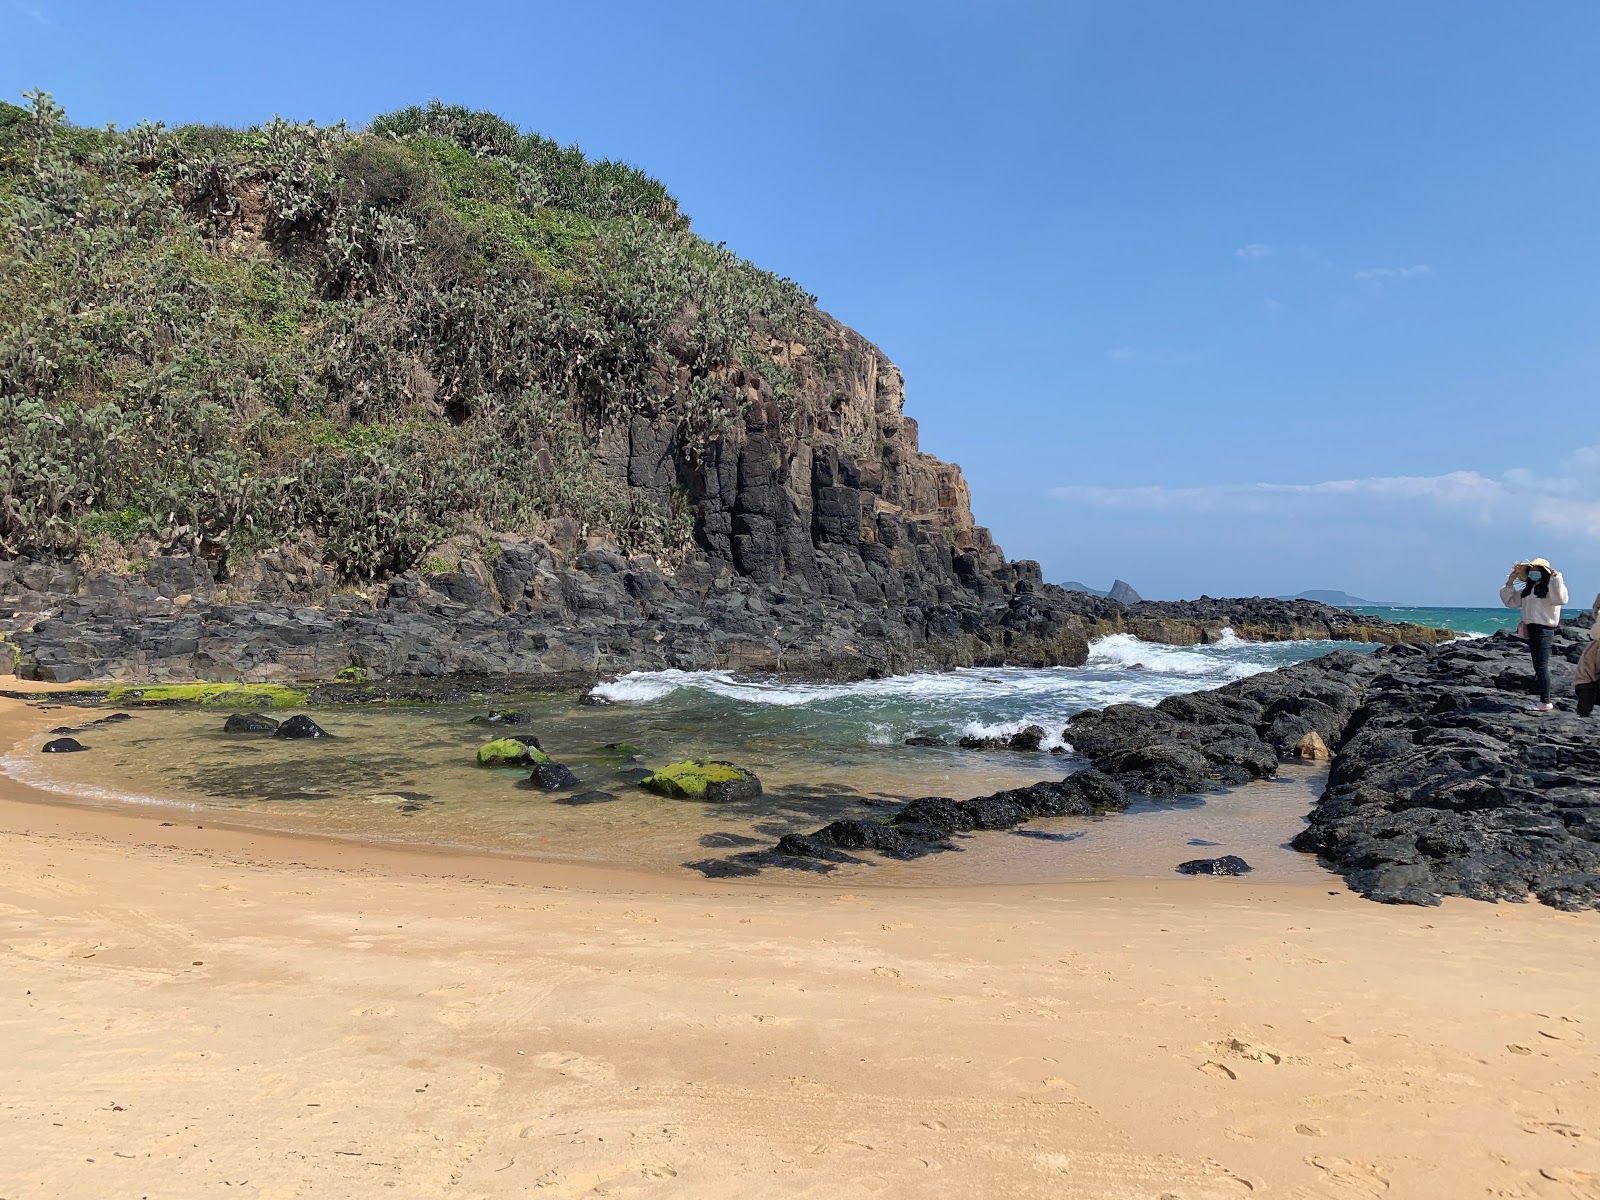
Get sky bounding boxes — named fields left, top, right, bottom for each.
left=5, top=0, right=1597, bottom=605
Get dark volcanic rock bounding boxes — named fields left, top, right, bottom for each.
left=523, top=762, right=581, bottom=791
left=42, top=736, right=87, bottom=753
left=1177, top=855, right=1253, bottom=876
left=223, top=713, right=280, bottom=734
left=273, top=714, right=329, bottom=739
left=1292, top=627, right=1600, bottom=911
left=903, top=735, right=948, bottom=747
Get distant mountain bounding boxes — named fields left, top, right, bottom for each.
left=1062, top=579, right=1144, bottom=604
left=1278, top=589, right=1402, bottom=608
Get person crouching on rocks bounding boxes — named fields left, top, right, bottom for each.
left=1576, top=593, right=1600, bottom=717
left=1501, top=558, right=1568, bottom=712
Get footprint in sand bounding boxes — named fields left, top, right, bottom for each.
left=871, top=966, right=901, bottom=978
left=1524, top=1120, right=1589, bottom=1141
left=1199, top=1061, right=1238, bottom=1081
left=1304, top=1156, right=1388, bottom=1197
left=1203, top=1036, right=1283, bottom=1066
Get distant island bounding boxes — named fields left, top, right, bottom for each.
left=1277, top=590, right=1402, bottom=608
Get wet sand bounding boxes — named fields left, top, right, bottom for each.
left=2, top=692, right=1598, bottom=1198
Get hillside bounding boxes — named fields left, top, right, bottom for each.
left=0, top=94, right=1453, bottom=684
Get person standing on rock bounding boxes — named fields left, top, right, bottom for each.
left=1501, top=558, right=1568, bottom=711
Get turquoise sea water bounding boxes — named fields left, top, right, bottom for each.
left=1350, top=605, right=1520, bottom=636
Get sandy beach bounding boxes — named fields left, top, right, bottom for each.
left=2, top=693, right=1598, bottom=1200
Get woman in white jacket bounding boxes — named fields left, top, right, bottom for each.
left=1501, top=558, right=1568, bottom=711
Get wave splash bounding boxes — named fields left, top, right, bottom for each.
left=588, top=632, right=1366, bottom=749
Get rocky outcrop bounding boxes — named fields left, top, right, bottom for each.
left=6, top=550, right=1451, bottom=688
left=1292, top=627, right=1600, bottom=911
left=1122, top=596, right=1450, bottom=647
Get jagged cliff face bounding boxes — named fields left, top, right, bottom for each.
left=592, top=314, right=998, bottom=590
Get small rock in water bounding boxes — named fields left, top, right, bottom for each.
left=1177, top=855, right=1253, bottom=876
left=42, top=737, right=88, bottom=753
left=578, top=693, right=611, bottom=707
left=555, top=790, right=618, bottom=806
left=904, top=735, right=948, bottom=747
left=470, top=710, right=531, bottom=726
left=522, top=761, right=580, bottom=791
left=49, top=725, right=79, bottom=734
left=95, top=713, right=134, bottom=724
left=1187, top=838, right=1223, bottom=847
left=274, top=714, right=330, bottom=739
left=224, top=713, right=280, bottom=735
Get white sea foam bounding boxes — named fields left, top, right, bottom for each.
left=1082, top=632, right=1266, bottom=680
left=955, top=718, right=1070, bottom=752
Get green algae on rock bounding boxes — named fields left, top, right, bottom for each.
left=103, top=683, right=310, bottom=709
left=640, top=760, right=762, bottom=802
left=475, top=737, right=549, bottom=767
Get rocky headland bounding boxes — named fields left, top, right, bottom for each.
left=0, top=97, right=1450, bottom=690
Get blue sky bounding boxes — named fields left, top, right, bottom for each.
left=6, top=1, right=1597, bottom=605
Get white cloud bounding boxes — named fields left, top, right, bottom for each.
left=1354, top=264, right=1433, bottom=282
left=1107, top=345, right=1137, bottom=361
left=1235, top=243, right=1272, bottom=260
left=1263, top=296, right=1283, bottom=312
left=1049, top=449, right=1600, bottom=541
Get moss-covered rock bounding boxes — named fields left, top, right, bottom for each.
left=639, top=760, right=762, bottom=802
left=475, top=736, right=548, bottom=767
left=104, top=683, right=309, bottom=710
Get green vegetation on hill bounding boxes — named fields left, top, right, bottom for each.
left=0, top=92, right=830, bottom=578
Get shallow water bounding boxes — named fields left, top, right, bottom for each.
left=12, top=632, right=1369, bottom=886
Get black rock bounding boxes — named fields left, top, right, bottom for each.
left=95, top=712, right=134, bottom=724
left=273, top=714, right=329, bottom=739
left=42, top=736, right=87, bottom=753
left=578, top=694, right=611, bottom=706
left=523, top=761, right=580, bottom=791
left=1008, top=724, right=1048, bottom=751
left=1177, top=855, right=1254, bottom=876
left=555, top=790, right=618, bottom=806
left=705, top=772, right=763, bottom=803
left=49, top=725, right=78, bottom=734
left=903, top=735, right=948, bottom=747
left=224, top=712, right=280, bottom=734
left=470, top=709, right=532, bottom=726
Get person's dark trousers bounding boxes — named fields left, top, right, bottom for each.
left=1528, top=622, right=1555, bottom=703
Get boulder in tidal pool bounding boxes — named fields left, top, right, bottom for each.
left=42, top=737, right=87, bottom=753
left=522, top=761, right=580, bottom=791
left=1176, top=855, right=1253, bottom=876
left=273, top=714, right=330, bottom=740
left=640, top=760, right=762, bottom=802
left=224, top=713, right=280, bottom=735
left=475, top=737, right=548, bottom=767
left=470, top=710, right=533, bottom=728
